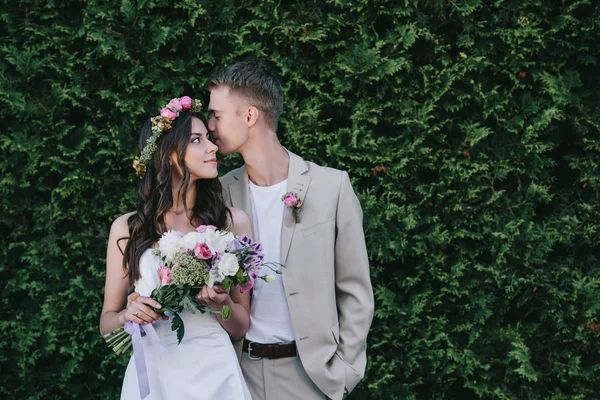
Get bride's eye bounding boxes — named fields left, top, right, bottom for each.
left=191, top=137, right=201, bottom=143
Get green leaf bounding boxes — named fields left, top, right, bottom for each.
left=171, top=313, right=185, bottom=344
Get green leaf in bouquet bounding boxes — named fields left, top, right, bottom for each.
left=180, top=294, right=199, bottom=314
left=171, top=312, right=185, bottom=344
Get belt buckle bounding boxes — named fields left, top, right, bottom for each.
left=247, top=341, right=262, bottom=360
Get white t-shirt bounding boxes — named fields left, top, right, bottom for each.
left=246, top=179, right=295, bottom=344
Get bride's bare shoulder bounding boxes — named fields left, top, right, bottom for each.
left=227, top=207, right=252, bottom=238
left=110, top=211, right=136, bottom=237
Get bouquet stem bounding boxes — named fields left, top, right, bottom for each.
left=104, top=327, right=133, bottom=355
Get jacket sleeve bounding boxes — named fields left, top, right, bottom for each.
left=333, top=170, right=374, bottom=393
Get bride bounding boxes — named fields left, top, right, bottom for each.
left=100, top=96, right=252, bottom=399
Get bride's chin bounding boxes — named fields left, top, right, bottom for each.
left=192, top=172, right=218, bottom=180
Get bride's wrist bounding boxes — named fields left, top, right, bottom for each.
left=117, top=310, right=126, bottom=326
left=223, top=296, right=235, bottom=309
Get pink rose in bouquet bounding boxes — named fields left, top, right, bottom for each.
left=196, top=225, right=217, bottom=233
left=157, top=266, right=172, bottom=286
left=194, top=243, right=213, bottom=259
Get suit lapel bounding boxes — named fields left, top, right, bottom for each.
left=226, top=166, right=253, bottom=229
left=281, top=150, right=312, bottom=265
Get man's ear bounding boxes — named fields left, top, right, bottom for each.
left=246, top=106, right=259, bottom=127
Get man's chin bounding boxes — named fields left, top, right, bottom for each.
left=217, top=148, right=233, bottom=156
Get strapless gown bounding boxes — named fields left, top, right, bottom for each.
left=120, top=249, right=251, bottom=400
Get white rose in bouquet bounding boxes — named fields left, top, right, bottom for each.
left=221, top=232, right=235, bottom=246
left=157, top=230, right=184, bottom=262
left=205, top=231, right=228, bottom=254
left=182, top=231, right=205, bottom=251
left=217, top=253, right=240, bottom=277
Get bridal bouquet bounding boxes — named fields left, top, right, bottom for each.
left=104, top=225, right=275, bottom=354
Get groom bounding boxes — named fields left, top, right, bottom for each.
left=205, top=60, right=374, bottom=400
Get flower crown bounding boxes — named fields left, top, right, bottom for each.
left=132, top=96, right=203, bottom=178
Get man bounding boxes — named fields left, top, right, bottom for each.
left=205, top=60, right=374, bottom=400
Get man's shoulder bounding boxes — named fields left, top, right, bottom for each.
left=219, top=165, right=245, bottom=184
left=304, top=159, right=345, bottom=182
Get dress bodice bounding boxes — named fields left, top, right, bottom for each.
left=134, top=249, right=162, bottom=297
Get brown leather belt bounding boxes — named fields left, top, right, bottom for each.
left=242, top=339, right=297, bottom=359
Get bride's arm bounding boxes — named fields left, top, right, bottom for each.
left=99, top=214, right=131, bottom=335
left=196, top=207, right=252, bottom=340
left=100, top=213, right=163, bottom=335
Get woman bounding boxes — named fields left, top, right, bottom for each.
left=100, top=96, right=252, bottom=399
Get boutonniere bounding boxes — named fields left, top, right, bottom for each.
left=282, top=192, right=303, bottom=223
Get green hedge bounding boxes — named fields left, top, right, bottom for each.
left=1, top=0, right=599, bottom=398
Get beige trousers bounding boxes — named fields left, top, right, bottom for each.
left=240, top=353, right=327, bottom=400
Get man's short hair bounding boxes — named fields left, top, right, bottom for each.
left=206, top=60, right=284, bottom=131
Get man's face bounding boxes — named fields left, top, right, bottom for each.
left=207, top=86, right=249, bottom=156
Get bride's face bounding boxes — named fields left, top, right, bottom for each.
left=170, top=117, right=218, bottom=180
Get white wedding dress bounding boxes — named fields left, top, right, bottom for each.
left=120, top=249, right=251, bottom=400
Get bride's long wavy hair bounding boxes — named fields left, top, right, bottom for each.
left=121, top=110, right=230, bottom=288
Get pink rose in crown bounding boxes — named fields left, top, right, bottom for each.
left=168, top=98, right=183, bottom=112
left=160, top=107, right=177, bottom=120
left=157, top=266, right=172, bottom=286
left=179, top=96, right=192, bottom=110
left=196, top=225, right=217, bottom=233
left=194, top=243, right=213, bottom=259
left=284, top=194, right=298, bottom=207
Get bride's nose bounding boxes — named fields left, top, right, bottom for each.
left=207, top=141, right=217, bottom=154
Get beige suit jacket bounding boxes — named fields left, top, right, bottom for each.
left=220, top=150, right=374, bottom=400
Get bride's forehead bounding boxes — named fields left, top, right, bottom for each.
left=190, top=117, right=207, bottom=134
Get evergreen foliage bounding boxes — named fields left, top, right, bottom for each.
left=1, top=0, right=599, bottom=398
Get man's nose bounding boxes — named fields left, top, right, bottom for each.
left=208, top=117, right=216, bottom=131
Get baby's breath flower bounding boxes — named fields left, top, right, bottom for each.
left=170, top=252, right=209, bottom=287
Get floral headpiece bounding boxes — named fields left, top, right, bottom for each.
left=132, top=96, right=203, bottom=178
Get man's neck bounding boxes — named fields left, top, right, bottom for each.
left=241, top=135, right=289, bottom=187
